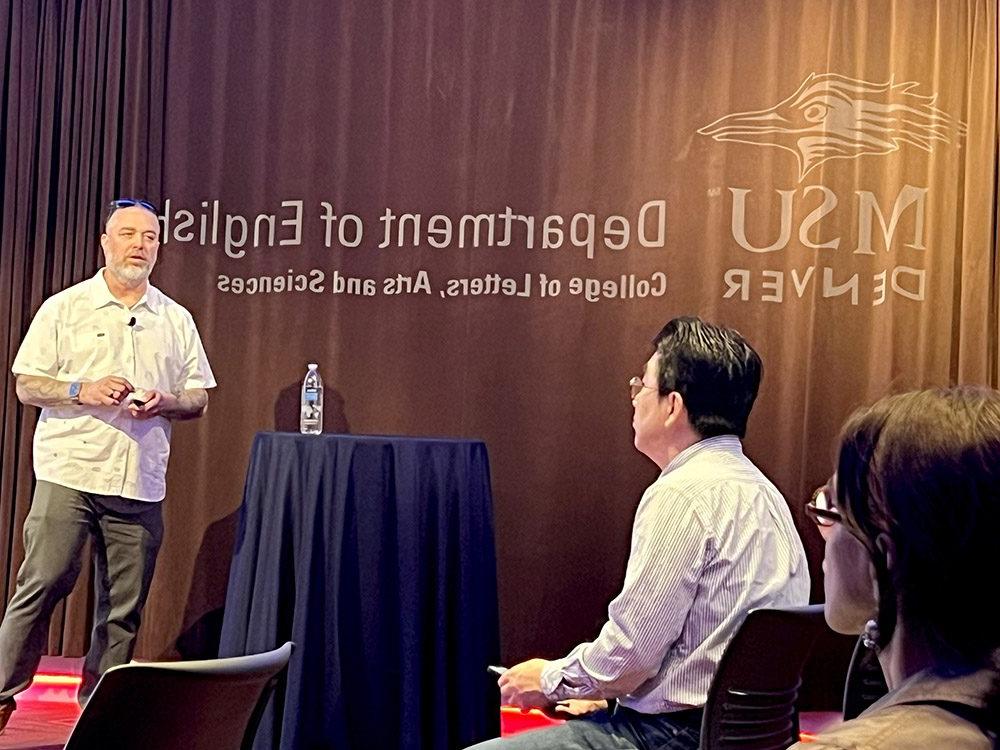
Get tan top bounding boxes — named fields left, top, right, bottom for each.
left=791, top=666, right=996, bottom=750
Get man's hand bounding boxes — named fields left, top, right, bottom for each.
left=498, top=658, right=551, bottom=710
left=553, top=699, right=609, bottom=717
left=128, top=388, right=208, bottom=420
left=79, top=376, right=134, bottom=406
left=127, top=389, right=174, bottom=419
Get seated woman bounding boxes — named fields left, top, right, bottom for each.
left=792, top=387, right=999, bottom=749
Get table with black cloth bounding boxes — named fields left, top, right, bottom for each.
left=218, top=432, right=501, bottom=750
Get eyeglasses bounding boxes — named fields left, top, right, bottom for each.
left=107, top=198, right=158, bottom=214
left=805, top=485, right=843, bottom=527
left=628, top=376, right=657, bottom=400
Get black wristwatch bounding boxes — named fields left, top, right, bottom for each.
left=68, top=381, right=83, bottom=404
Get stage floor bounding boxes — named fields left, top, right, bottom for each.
left=0, top=701, right=79, bottom=750
left=0, top=658, right=81, bottom=750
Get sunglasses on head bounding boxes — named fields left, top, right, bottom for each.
left=107, top=198, right=158, bottom=215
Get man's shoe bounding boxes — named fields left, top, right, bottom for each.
left=0, top=698, right=15, bottom=734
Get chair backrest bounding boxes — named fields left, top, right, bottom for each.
left=64, top=642, right=294, bottom=750
left=700, top=604, right=827, bottom=750
left=841, top=635, right=889, bottom=720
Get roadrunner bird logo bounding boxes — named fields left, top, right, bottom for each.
left=698, top=73, right=966, bottom=181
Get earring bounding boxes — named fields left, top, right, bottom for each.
left=862, top=619, right=880, bottom=651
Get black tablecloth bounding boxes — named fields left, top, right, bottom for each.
left=219, top=432, right=500, bottom=749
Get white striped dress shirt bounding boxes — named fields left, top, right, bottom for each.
left=539, top=435, right=810, bottom=714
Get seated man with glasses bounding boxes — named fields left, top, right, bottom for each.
left=0, top=198, right=215, bottom=732
left=468, top=316, right=810, bottom=750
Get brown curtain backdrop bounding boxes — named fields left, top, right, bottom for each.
left=1, top=0, right=998, bottom=672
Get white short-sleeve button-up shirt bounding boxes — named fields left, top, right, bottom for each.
left=12, top=270, right=216, bottom=501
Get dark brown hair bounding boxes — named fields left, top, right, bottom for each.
left=651, top=316, right=762, bottom=439
left=835, top=387, right=1000, bottom=740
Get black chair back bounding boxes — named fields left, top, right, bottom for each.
left=700, top=604, right=827, bottom=750
left=841, top=635, right=889, bottom=720
left=64, top=641, right=294, bottom=750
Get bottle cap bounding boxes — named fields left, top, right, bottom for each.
left=308, top=363, right=318, bottom=369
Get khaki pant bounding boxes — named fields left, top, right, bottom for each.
left=0, top=480, right=163, bottom=704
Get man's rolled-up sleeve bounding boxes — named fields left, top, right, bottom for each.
left=540, top=487, right=709, bottom=702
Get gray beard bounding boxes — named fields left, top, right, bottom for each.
left=108, top=262, right=152, bottom=286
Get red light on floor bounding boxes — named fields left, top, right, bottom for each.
left=31, top=674, right=82, bottom=687
left=19, top=672, right=83, bottom=704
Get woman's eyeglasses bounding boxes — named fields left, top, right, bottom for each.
left=805, top=485, right=843, bottom=527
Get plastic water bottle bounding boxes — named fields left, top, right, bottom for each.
left=300, top=363, right=323, bottom=434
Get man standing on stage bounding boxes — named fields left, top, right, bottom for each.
left=0, top=199, right=215, bottom=732
left=471, top=316, right=809, bottom=750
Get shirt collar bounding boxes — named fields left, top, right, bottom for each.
left=660, top=434, right=743, bottom=477
left=871, top=666, right=995, bottom=713
left=88, top=268, right=160, bottom=314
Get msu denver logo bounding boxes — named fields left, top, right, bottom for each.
left=698, top=73, right=967, bottom=182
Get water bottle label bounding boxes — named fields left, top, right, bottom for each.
left=304, top=388, right=319, bottom=404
